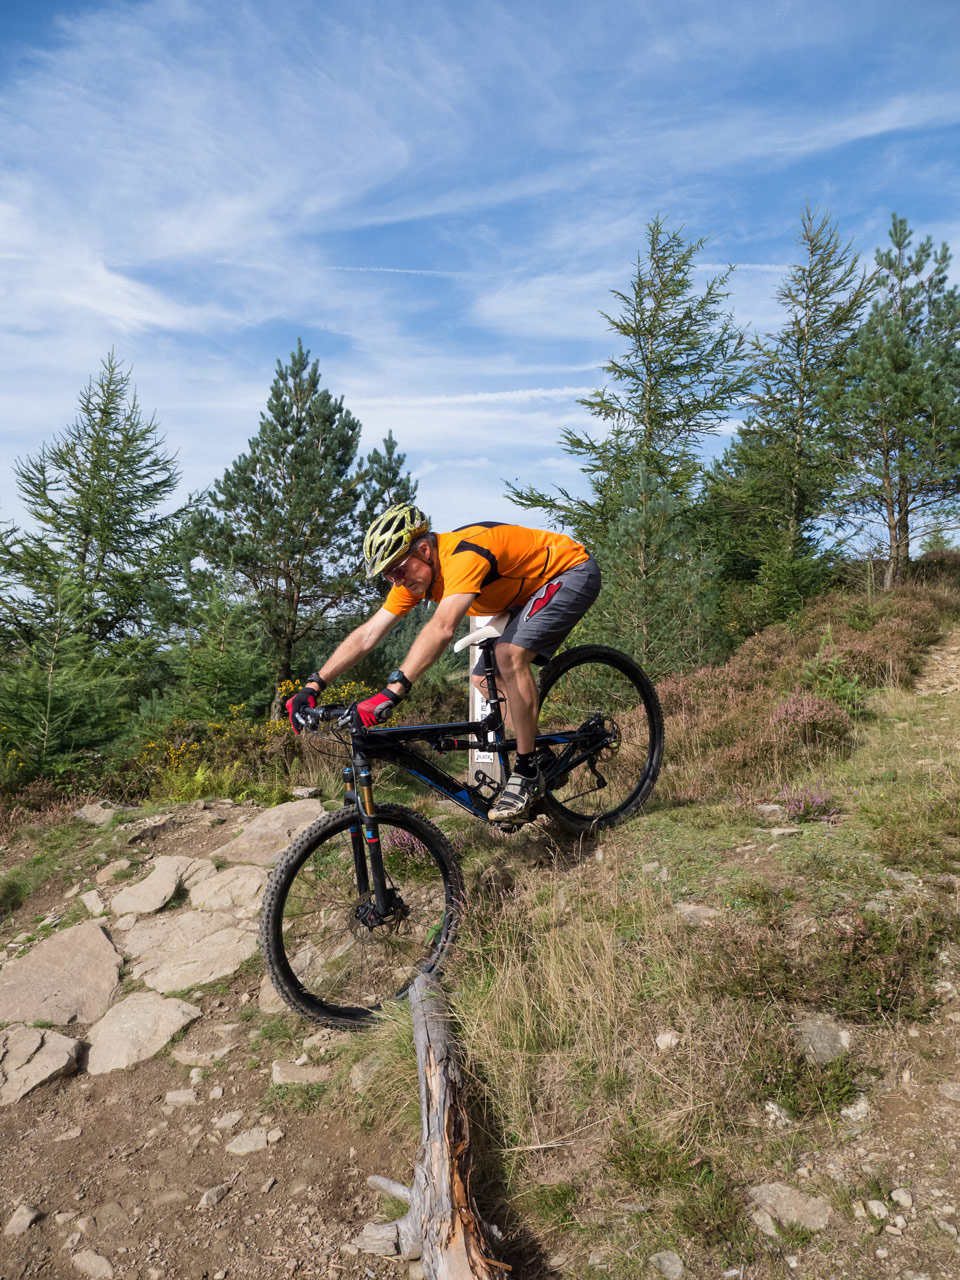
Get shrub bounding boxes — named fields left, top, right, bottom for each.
left=776, top=781, right=839, bottom=823
left=769, top=693, right=852, bottom=748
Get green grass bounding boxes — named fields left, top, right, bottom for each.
left=263, top=1082, right=327, bottom=1113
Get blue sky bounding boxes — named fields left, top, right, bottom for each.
left=1, top=0, right=958, bottom=535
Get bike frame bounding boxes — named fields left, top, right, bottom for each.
left=314, top=641, right=612, bottom=921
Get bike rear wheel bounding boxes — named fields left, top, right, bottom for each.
left=259, top=803, right=462, bottom=1028
left=537, top=644, right=663, bottom=833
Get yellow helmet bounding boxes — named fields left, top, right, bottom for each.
left=363, top=503, right=430, bottom=579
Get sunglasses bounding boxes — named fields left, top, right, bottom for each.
left=383, top=551, right=417, bottom=585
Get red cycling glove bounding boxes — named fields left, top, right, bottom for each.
left=356, top=689, right=401, bottom=727
left=286, top=688, right=317, bottom=733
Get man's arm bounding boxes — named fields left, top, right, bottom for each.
left=304, top=607, right=401, bottom=692
left=385, top=593, right=476, bottom=694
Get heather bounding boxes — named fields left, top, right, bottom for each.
left=656, top=583, right=960, bottom=799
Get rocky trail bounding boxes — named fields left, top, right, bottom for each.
left=0, top=796, right=407, bottom=1280
left=2, top=629, right=960, bottom=1279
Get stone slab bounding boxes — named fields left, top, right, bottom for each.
left=215, top=799, right=328, bottom=866
left=85, top=993, right=202, bottom=1074
left=0, top=922, right=121, bottom=1025
left=110, top=856, right=195, bottom=915
left=124, top=910, right=258, bottom=993
left=0, top=1025, right=80, bottom=1105
left=189, top=865, right=268, bottom=912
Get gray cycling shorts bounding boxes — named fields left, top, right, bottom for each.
left=471, top=555, right=602, bottom=674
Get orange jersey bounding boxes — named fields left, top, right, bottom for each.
left=383, top=522, right=589, bottom=618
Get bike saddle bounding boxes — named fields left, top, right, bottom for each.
left=453, top=616, right=507, bottom=654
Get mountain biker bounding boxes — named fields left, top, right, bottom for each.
left=285, top=503, right=601, bottom=822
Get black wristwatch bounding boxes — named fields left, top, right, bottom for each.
left=387, top=668, right=412, bottom=694
left=306, top=671, right=327, bottom=691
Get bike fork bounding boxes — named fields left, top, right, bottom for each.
left=346, top=752, right=391, bottom=920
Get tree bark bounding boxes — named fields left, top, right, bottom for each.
left=352, top=974, right=505, bottom=1278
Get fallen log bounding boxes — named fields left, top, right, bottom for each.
left=352, top=973, right=506, bottom=1277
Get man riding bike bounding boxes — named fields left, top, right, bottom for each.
left=286, top=503, right=601, bottom=823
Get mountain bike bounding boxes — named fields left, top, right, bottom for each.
left=259, top=625, right=664, bottom=1028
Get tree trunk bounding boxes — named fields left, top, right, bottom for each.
left=353, top=975, right=505, bottom=1278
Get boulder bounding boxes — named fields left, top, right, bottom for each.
left=189, top=865, right=268, bottom=912
left=215, top=799, right=327, bottom=866
left=0, top=1025, right=80, bottom=1104
left=0, top=922, right=121, bottom=1025
left=124, top=910, right=258, bottom=992
left=85, top=993, right=202, bottom=1074
left=748, top=1182, right=831, bottom=1231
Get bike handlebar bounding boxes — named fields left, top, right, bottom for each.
left=298, top=704, right=351, bottom=732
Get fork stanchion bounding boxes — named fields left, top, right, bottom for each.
left=468, top=614, right=506, bottom=791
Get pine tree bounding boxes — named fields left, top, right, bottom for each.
left=0, top=352, right=186, bottom=651
left=821, top=215, right=960, bottom=587
left=701, top=206, right=874, bottom=613
left=191, top=340, right=416, bottom=683
left=578, top=469, right=724, bottom=675
left=506, top=216, right=750, bottom=542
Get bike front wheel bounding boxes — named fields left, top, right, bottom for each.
left=537, top=644, right=664, bottom=833
left=259, top=803, right=463, bottom=1028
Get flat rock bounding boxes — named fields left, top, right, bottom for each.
left=80, top=890, right=105, bottom=916
left=110, top=855, right=208, bottom=915
left=96, top=859, right=131, bottom=885
left=938, top=1081, right=960, bottom=1102
left=226, top=1126, right=269, bottom=1154
left=75, top=801, right=117, bottom=827
left=189, top=865, right=268, bottom=912
left=796, top=1015, right=852, bottom=1064
left=648, top=1250, right=684, bottom=1278
left=769, top=827, right=802, bottom=838
left=748, top=1182, right=831, bottom=1230
left=0, top=922, right=121, bottom=1024
left=71, top=1249, right=115, bottom=1278
left=85, top=993, right=202, bottom=1074
left=213, top=1110, right=244, bottom=1130
left=165, top=1088, right=198, bottom=1107
left=757, top=803, right=786, bottom=820
left=216, top=800, right=327, bottom=866
left=198, top=1183, right=231, bottom=1208
left=4, top=1203, right=42, bottom=1235
left=673, top=902, right=719, bottom=926
left=290, top=786, right=323, bottom=799
left=272, top=1060, right=334, bottom=1086
left=0, top=1024, right=80, bottom=1105
left=170, top=1042, right=236, bottom=1068
left=124, top=910, right=258, bottom=992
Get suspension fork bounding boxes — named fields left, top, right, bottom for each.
left=348, top=747, right=391, bottom=917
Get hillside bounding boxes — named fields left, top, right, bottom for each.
left=1, top=590, right=960, bottom=1280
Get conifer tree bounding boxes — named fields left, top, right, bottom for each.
left=0, top=352, right=186, bottom=651
left=701, top=206, right=874, bottom=620
left=821, top=215, right=960, bottom=587
left=507, top=216, right=750, bottom=542
left=191, top=340, right=416, bottom=683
